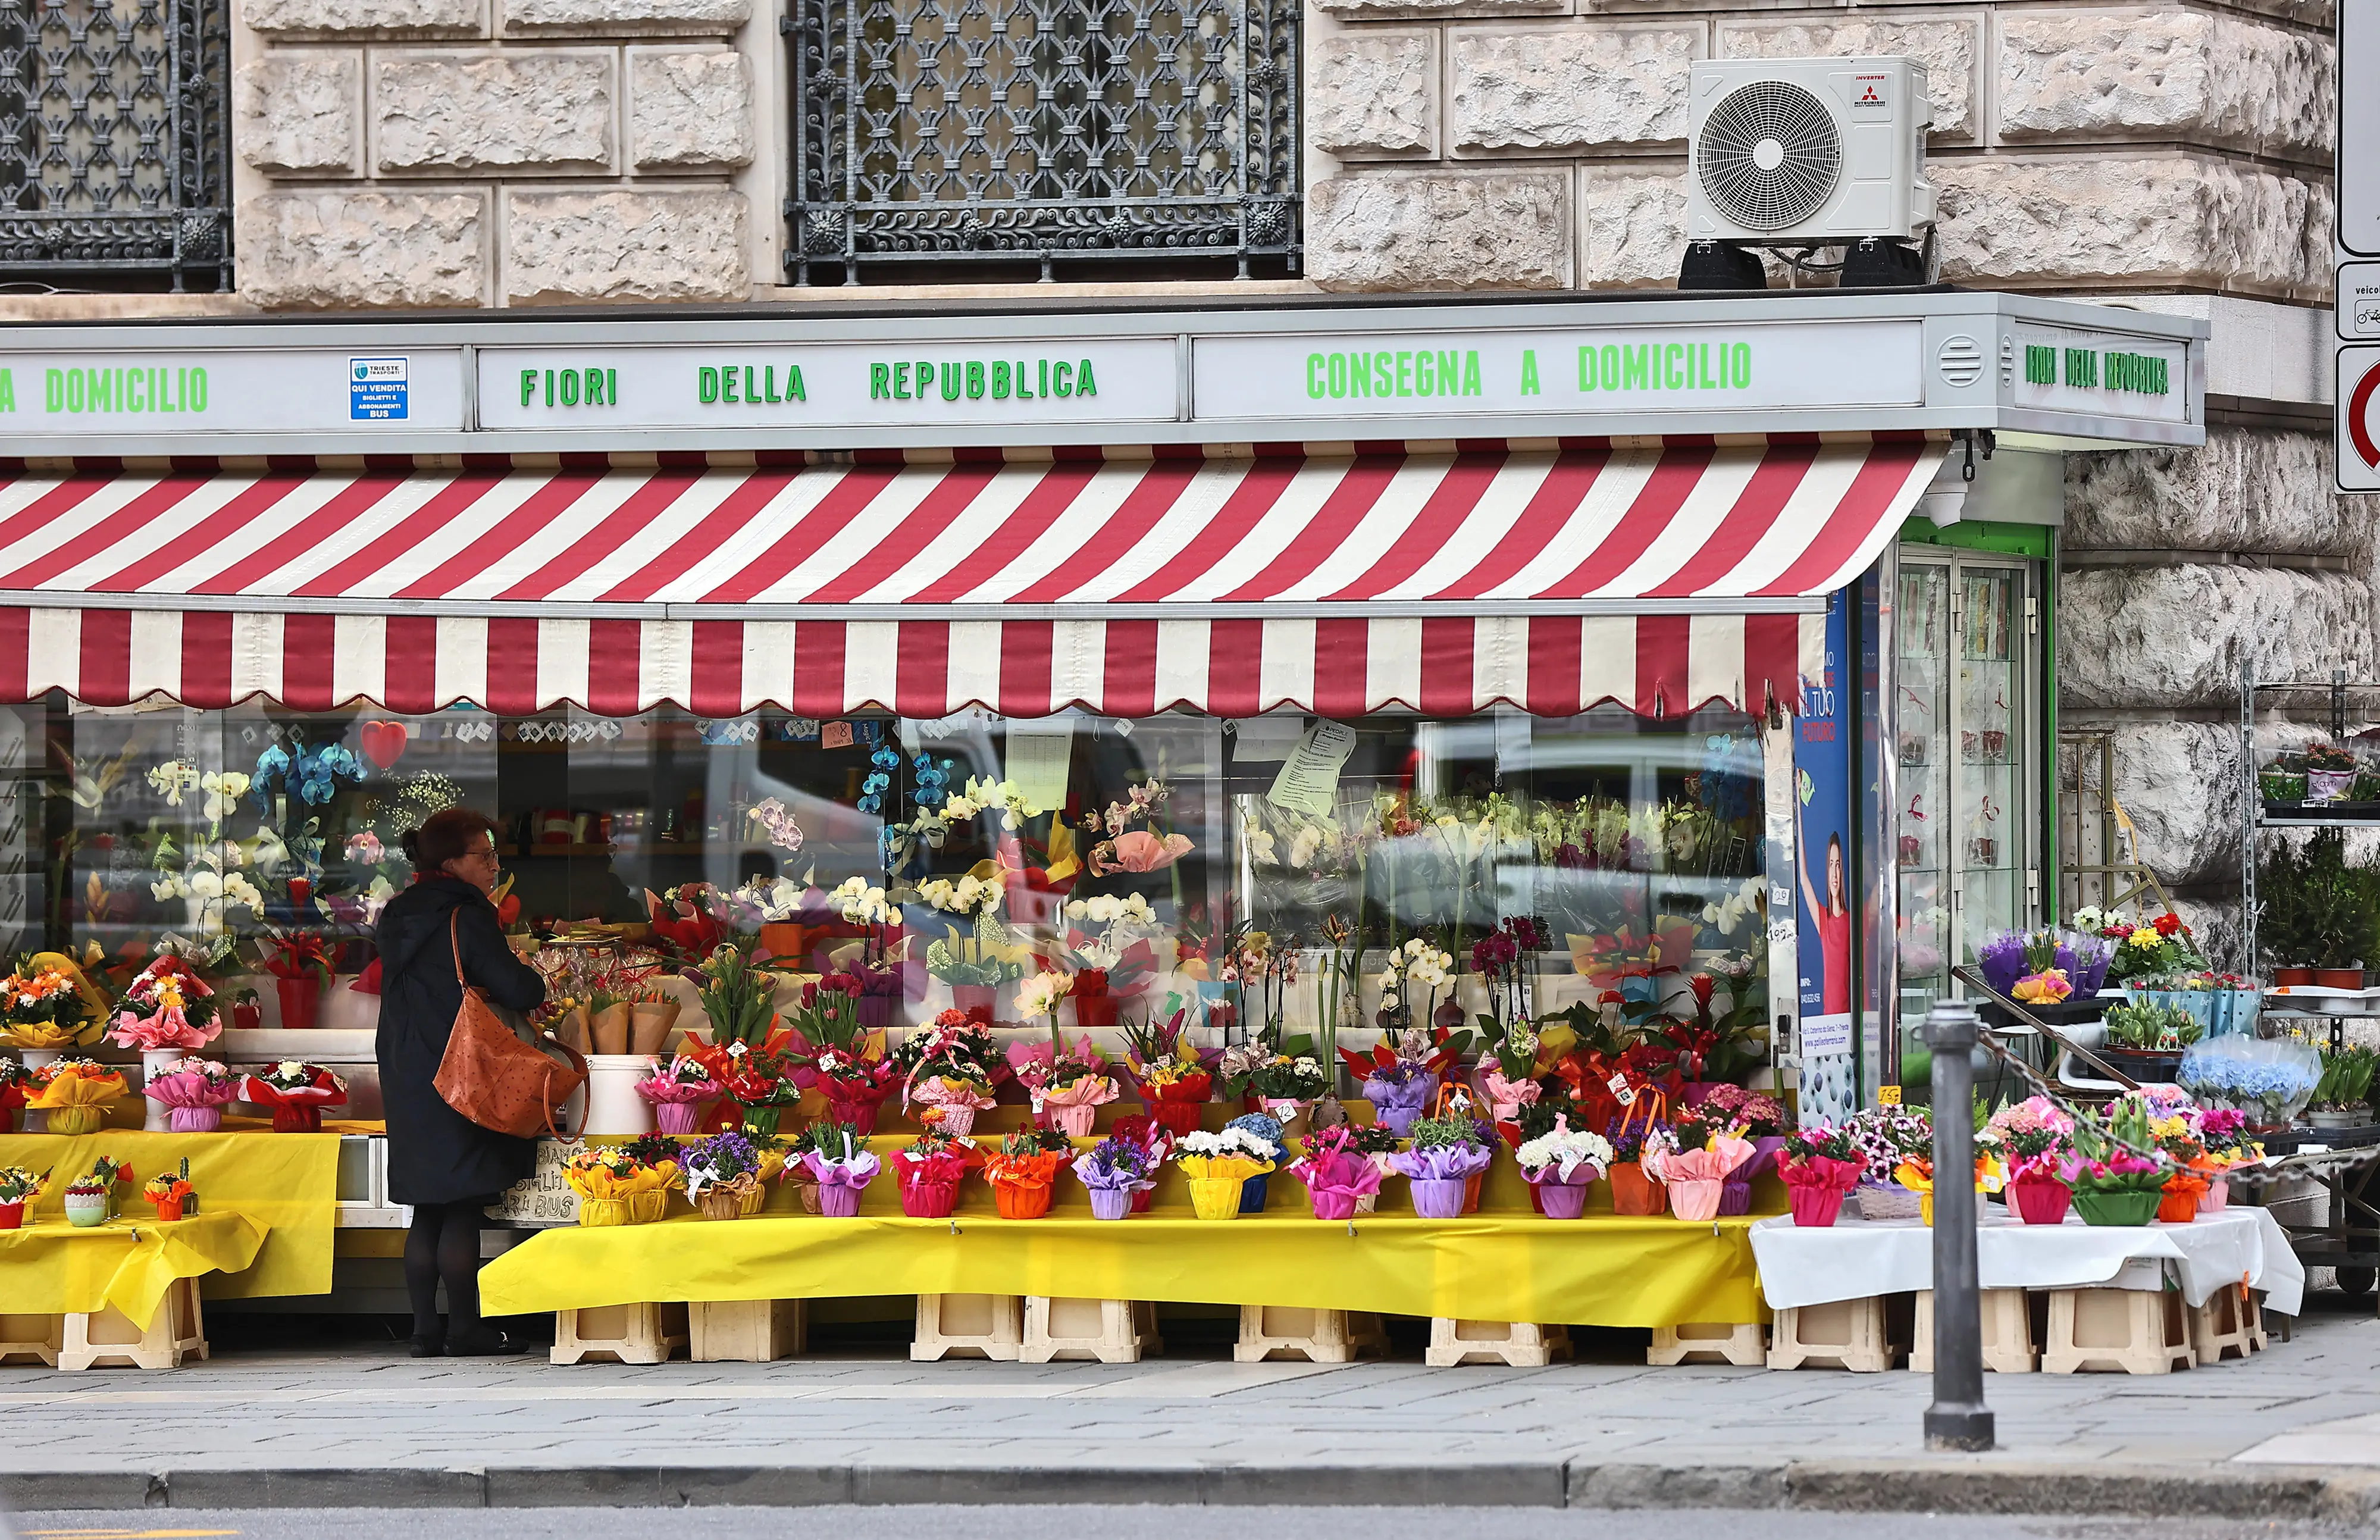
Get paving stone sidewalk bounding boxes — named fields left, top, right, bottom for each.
left=0, top=1307, right=2373, bottom=1514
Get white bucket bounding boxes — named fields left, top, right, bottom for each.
left=142, top=1047, right=186, bottom=1131
left=572, top=1053, right=656, bottom=1138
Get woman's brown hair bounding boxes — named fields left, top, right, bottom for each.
left=399, top=808, right=501, bottom=871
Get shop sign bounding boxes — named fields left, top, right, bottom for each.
left=477, top=338, right=1181, bottom=430
left=1190, top=320, right=1925, bottom=420
left=2008, top=325, right=2187, bottom=424
left=0, top=348, right=467, bottom=434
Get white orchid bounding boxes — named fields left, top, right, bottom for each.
left=1288, top=825, right=1323, bottom=869
left=199, top=771, right=250, bottom=824
left=829, top=876, right=894, bottom=926
left=1244, top=827, right=1277, bottom=865
left=736, top=875, right=810, bottom=922
left=147, top=762, right=201, bottom=806
left=918, top=872, right=1006, bottom=916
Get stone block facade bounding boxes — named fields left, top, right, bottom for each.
left=234, top=0, right=756, bottom=305
left=1305, top=2, right=2332, bottom=302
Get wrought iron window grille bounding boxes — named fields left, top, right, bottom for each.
left=0, top=0, right=231, bottom=290
left=784, top=0, right=1296, bottom=285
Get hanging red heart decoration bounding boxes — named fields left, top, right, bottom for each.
left=360, top=721, right=409, bottom=770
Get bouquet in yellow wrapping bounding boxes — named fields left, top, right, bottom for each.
left=26, top=1058, right=128, bottom=1134
left=562, top=1145, right=682, bottom=1227
left=1893, top=1151, right=2005, bottom=1228
left=0, top=953, right=107, bottom=1050
left=1175, top=1128, right=1277, bottom=1220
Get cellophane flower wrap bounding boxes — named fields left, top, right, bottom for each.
left=1478, top=1065, right=1541, bottom=1124
left=1290, top=1148, right=1384, bottom=1209
left=241, top=1060, right=347, bottom=1127
left=1985, top=1095, right=2076, bottom=1181
left=893, top=1125, right=978, bottom=1215
left=1175, top=1127, right=1277, bottom=1183
left=1646, top=1132, right=1754, bottom=1187
left=143, top=1058, right=241, bottom=1125
left=634, top=1053, right=716, bottom=1106
left=0, top=953, right=104, bottom=1050
left=984, top=1128, right=1072, bottom=1216
left=27, top=1057, right=129, bottom=1110
left=1010, top=1034, right=1120, bottom=1125
left=562, top=1144, right=681, bottom=1208
left=1072, top=1135, right=1157, bottom=1192
left=1515, top=1120, right=1614, bottom=1185
left=1388, top=1142, right=1493, bottom=1182
left=800, top=1139, right=881, bottom=1201
left=106, top=951, right=220, bottom=1051
left=1360, top=1059, right=1435, bottom=1129
left=1776, top=1122, right=1865, bottom=1194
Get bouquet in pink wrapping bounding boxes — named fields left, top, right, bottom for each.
left=1775, top=1122, right=1865, bottom=1227
left=1290, top=1148, right=1383, bottom=1220
left=634, top=1053, right=718, bottom=1135
left=1646, top=1133, right=1753, bottom=1222
left=800, top=1135, right=880, bottom=1217
left=1478, top=1065, right=1540, bottom=1124
left=143, top=1057, right=242, bottom=1132
left=1011, top=1035, right=1118, bottom=1136
left=107, top=952, right=220, bottom=1051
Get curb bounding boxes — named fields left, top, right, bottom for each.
left=5, top=1460, right=2375, bottom=1516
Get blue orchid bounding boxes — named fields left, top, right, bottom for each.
left=251, top=743, right=292, bottom=815
left=292, top=743, right=365, bottom=806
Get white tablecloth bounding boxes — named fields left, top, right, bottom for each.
left=1749, top=1205, right=2304, bottom=1314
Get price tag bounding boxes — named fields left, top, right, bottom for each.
left=1608, top=1072, right=1636, bottom=1106
left=1878, top=1085, right=1903, bottom=1106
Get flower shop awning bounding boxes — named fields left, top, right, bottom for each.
left=0, top=437, right=1938, bottom=718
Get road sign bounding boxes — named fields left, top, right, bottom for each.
left=2341, top=262, right=2380, bottom=339
left=2346, top=0, right=2380, bottom=253
left=2335, top=346, right=2380, bottom=490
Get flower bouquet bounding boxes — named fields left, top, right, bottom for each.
left=27, top=1059, right=129, bottom=1135
left=1889, top=1150, right=2004, bottom=1227
left=1360, top=1060, right=1437, bottom=1138
left=562, top=1144, right=680, bottom=1226
left=1242, top=1053, right=1328, bottom=1133
left=895, top=1125, right=979, bottom=1217
left=616, top=1134, right=691, bottom=1220
left=0, top=1165, right=43, bottom=1228
left=1606, top=1115, right=1678, bottom=1217
left=1289, top=1146, right=1383, bottom=1221
left=1514, top=1118, right=1613, bottom=1219
left=715, top=1042, right=799, bottom=1139
left=1647, top=1113, right=1755, bottom=1222
left=899, top=1011, right=1006, bottom=1135
left=1775, top=1123, right=1864, bottom=1228
left=984, top=1127, right=1072, bottom=1219
left=0, top=953, right=105, bottom=1054
left=1693, top=1085, right=1789, bottom=1215
left=634, top=1053, right=718, bottom=1135
left=143, top=1160, right=196, bottom=1222
left=800, top=1125, right=880, bottom=1217
left=1104, top=1114, right=1176, bottom=1212
left=1987, top=1095, right=2077, bottom=1225
left=1176, top=1129, right=1276, bottom=1220
left=683, top=1129, right=766, bottom=1220
left=1055, top=894, right=1163, bottom=1025
left=1223, top=1112, right=1285, bottom=1211
left=1846, top=1106, right=1933, bottom=1220
left=1073, top=1135, right=1158, bottom=1220
left=106, top=949, right=221, bottom=1051
left=1392, top=1112, right=1496, bottom=1219
left=2190, top=1107, right=2261, bottom=1211
left=1122, top=1012, right=1214, bottom=1136
left=261, top=934, right=334, bottom=1031
left=242, top=1060, right=347, bottom=1132
left=143, top=1057, right=242, bottom=1132
left=1011, top=1034, right=1119, bottom=1137
left=811, top=1046, right=899, bottom=1134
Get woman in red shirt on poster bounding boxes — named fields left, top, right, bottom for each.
left=1795, top=797, right=1852, bottom=1019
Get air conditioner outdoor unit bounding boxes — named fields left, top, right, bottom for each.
left=1686, top=58, right=1934, bottom=243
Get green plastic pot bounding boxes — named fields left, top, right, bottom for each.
left=2071, top=1188, right=2162, bottom=1227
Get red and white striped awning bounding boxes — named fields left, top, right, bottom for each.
left=0, top=437, right=1937, bottom=718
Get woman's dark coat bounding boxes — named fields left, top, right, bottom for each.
left=374, top=874, right=548, bottom=1206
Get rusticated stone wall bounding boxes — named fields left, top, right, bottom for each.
left=1303, top=2, right=2335, bottom=301
left=233, top=0, right=760, bottom=306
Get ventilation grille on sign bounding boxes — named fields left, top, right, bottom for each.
left=1697, top=80, right=1843, bottom=232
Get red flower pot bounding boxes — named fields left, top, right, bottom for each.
left=1787, top=1183, right=1848, bottom=1228
left=0, top=1201, right=23, bottom=1229
left=276, top=976, right=322, bottom=1031
left=2008, top=1175, right=2072, bottom=1226
left=1150, top=1100, right=1204, bottom=1136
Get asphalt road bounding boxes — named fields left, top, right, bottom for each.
left=8, top=1510, right=2375, bottom=1540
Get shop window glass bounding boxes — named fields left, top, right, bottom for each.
left=0, top=698, right=1773, bottom=1081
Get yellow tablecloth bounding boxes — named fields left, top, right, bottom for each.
left=480, top=1210, right=1762, bottom=1325
left=0, top=1209, right=265, bottom=1326
left=0, top=1131, right=339, bottom=1298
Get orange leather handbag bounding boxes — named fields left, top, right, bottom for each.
left=433, top=914, right=587, bottom=1138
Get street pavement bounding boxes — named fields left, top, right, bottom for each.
left=8, top=1510, right=2375, bottom=1540
left=0, top=1294, right=2372, bottom=1516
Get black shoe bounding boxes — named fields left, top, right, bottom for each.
left=408, top=1334, right=444, bottom=1359
left=444, top=1326, right=525, bottom=1357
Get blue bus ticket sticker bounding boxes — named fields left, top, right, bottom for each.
left=349, top=356, right=409, bottom=420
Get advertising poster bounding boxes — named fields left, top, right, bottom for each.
left=1794, top=591, right=1858, bottom=1125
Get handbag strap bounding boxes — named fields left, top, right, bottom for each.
left=449, top=910, right=469, bottom=987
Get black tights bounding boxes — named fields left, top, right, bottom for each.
left=405, top=1198, right=489, bottom=1342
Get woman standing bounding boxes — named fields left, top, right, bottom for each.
left=375, top=807, right=546, bottom=1357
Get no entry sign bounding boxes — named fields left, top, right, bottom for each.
left=2337, top=346, right=2380, bottom=491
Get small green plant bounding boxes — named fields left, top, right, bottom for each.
left=2315, top=1046, right=2378, bottom=1112
left=2101, top=1001, right=2202, bottom=1051
left=1407, top=1112, right=1489, bottom=1152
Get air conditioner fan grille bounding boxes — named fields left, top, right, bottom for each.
left=1697, top=79, right=1842, bottom=232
